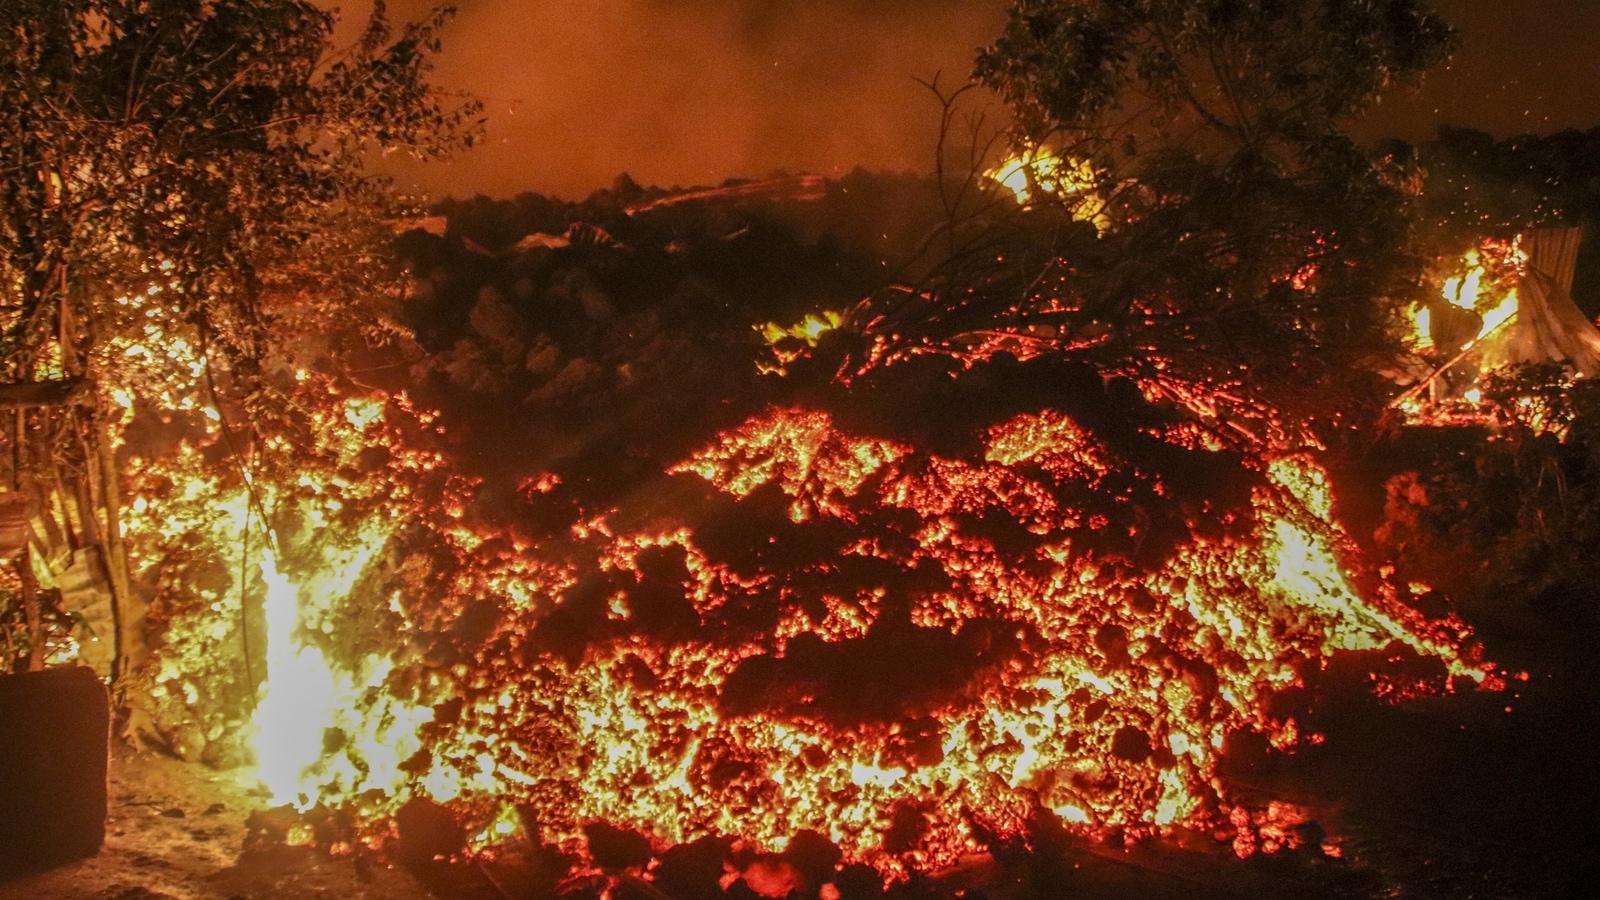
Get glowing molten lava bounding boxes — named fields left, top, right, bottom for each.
left=300, top=405, right=1479, bottom=871
left=128, top=373, right=1486, bottom=871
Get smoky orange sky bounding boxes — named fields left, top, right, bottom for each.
left=323, top=0, right=1600, bottom=201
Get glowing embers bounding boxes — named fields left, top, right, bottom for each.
left=139, top=385, right=1484, bottom=870
left=984, top=409, right=1114, bottom=485
left=671, top=408, right=908, bottom=522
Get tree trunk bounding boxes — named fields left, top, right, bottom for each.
left=90, top=410, right=141, bottom=683
left=18, top=545, right=42, bottom=673
left=12, top=409, right=42, bottom=673
left=64, top=283, right=143, bottom=686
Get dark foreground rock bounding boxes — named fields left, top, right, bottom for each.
left=0, top=665, right=109, bottom=876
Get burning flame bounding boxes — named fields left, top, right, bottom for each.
left=985, top=148, right=1106, bottom=228
left=251, top=547, right=335, bottom=806
left=1411, top=246, right=1522, bottom=353
left=987, top=149, right=1072, bottom=204
left=760, top=311, right=844, bottom=347
left=121, top=376, right=449, bottom=822
left=757, top=311, right=847, bottom=376
left=1412, top=306, right=1432, bottom=351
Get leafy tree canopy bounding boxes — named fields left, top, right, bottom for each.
left=0, top=0, right=481, bottom=380
left=869, top=1, right=1458, bottom=444
left=976, top=0, right=1455, bottom=170
left=0, top=0, right=477, bottom=678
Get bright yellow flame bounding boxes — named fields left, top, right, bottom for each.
left=1444, top=251, right=1519, bottom=341
left=759, top=311, right=843, bottom=347
left=1412, top=248, right=1520, bottom=352
left=1412, top=306, right=1433, bottom=351
left=1477, top=290, right=1518, bottom=340
left=252, top=547, right=336, bottom=807
left=985, top=149, right=1100, bottom=211
left=247, top=512, right=433, bottom=811
left=1442, top=252, right=1484, bottom=311
left=989, top=155, right=1041, bottom=203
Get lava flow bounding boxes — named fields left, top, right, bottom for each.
left=122, top=354, right=1490, bottom=875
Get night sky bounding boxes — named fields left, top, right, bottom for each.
left=328, top=0, right=1600, bottom=200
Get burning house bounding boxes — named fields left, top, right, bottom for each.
left=1401, top=227, right=1600, bottom=416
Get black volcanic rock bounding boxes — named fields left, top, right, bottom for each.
left=582, top=820, right=655, bottom=871
left=395, top=797, right=466, bottom=862
left=654, top=835, right=733, bottom=900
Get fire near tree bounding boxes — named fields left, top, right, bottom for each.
left=0, top=0, right=478, bottom=678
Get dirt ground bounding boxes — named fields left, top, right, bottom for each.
left=0, top=751, right=432, bottom=900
